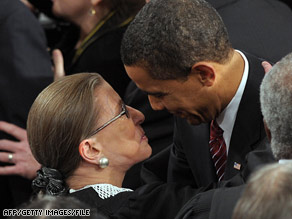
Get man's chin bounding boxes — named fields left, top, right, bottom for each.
left=173, top=112, right=205, bottom=125
left=186, top=116, right=202, bottom=126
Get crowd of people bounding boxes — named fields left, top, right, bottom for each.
left=1, top=0, right=292, bottom=218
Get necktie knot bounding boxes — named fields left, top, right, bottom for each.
left=210, top=120, right=224, bottom=138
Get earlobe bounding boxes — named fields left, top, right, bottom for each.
left=191, top=62, right=216, bottom=86
left=79, top=139, right=101, bottom=165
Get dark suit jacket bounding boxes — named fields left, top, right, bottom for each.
left=166, top=53, right=267, bottom=188
left=207, top=0, right=292, bottom=63
left=0, top=0, right=53, bottom=215
left=174, top=140, right=275, bottom=219
left=174, top=186, right=244, bottom=219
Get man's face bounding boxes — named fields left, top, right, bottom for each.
left=125, top=65, right=220, bottom=125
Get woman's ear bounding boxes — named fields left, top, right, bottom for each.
left=91, top=0, right=102, bottom=7
left=79, top=139, right=102, bottom=165
left=190, top=62, right=216, bottom=87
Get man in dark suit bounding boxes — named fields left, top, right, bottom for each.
left=175, top=52, right=292, bottom=219
left=121, top=0, right=274, bottom=188
left=0, top=0, right=52, bottom=216
left=123, top=0, right=292, bottom=187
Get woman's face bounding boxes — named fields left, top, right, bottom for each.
left=92, top=82, right=152, bottom=171
left=51, top=0, right=91, bottom=21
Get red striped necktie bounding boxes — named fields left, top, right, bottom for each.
left=209, top=120, right=227, bottom=181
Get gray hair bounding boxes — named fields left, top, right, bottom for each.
left=233, top=163, right=292, bottom=219
left=260, top=52, right=292, bottom=160
left=121, top=0, right=232, bottom=80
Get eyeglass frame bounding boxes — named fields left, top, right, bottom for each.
left=87, top=102, right=130, bottom=137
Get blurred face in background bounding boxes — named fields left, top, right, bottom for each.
left=52, top=0, right=91, bottom=22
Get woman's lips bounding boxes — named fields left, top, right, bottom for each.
left=141, top=133, right=148, bottom=142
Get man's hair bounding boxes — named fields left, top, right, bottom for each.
left=260, top=52, right=292, bottom=160
left=233, top=163, right=292, bottom=219
left=121, top=0, right=232, bottom=80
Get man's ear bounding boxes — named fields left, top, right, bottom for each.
left=190, top=62, right=216, bottom=86
left=79, top=139, right=102, bottom=165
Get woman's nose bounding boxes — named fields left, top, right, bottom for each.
left=127, top=106, right=145, bottom=125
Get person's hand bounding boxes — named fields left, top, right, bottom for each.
left=262, top=61, right=273, bottom=74
left=0, top=121, right=40, bottom=180
left=52, top=49, right=65, bottom=80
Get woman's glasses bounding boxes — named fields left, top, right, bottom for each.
left=87, top=102, right=130, bottom=137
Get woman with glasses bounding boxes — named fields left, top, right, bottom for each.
left=27, top=73, right=202, bottom=218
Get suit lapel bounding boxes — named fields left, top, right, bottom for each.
left=180, top=119, right=218, bottom=185
left=226, top=53, right=266, bottom=179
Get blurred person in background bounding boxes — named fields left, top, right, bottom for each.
left=50, top=0, right=144, bottom=97
left=0, top=0, right=53, bottom=216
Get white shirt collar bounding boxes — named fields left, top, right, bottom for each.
left=216, top=50, right=249, bottom=153
left=69, top=183, right=133, bottom=199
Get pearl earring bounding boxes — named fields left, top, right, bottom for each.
left=99, top=157, right=109, bottom=168
left=89, top=8, right=96, bottom=16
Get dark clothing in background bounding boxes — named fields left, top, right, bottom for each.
left=54, top=14, right=131, bottom=97
left=208, top=0, right=292, bottom=63
left=27, top=0, right=54, bottom=18
left=0, top=0, right=53, bottom=216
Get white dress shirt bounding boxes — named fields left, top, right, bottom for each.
left=216, top=50, right=249, bottom=154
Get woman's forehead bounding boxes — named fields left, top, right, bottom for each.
left=94, top=82, right=121, bottom=113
